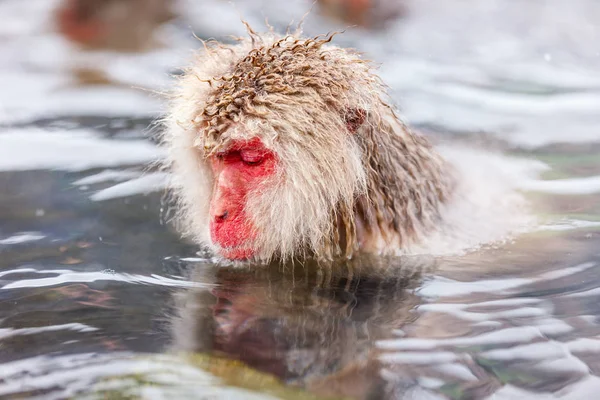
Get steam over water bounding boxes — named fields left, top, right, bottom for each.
left=1, top=0, right=600, bottom=399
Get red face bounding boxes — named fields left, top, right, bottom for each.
left=208, top=138, right=277, bottom=260
left=56, top=0, right=108, bottom=45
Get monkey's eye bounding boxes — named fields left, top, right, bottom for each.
left=240, top=150, right=264, bottom=166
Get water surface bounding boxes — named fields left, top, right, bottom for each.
left=1, top=0, right=600, bottom=399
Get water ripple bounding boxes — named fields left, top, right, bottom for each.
left=0, top=323, right=98, bottom=340
left=0, top=267, right=210, bottom=290
left=0, top=352, right=280, bottom=400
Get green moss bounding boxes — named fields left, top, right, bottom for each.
left=185, top=353, right=348, bottom=400
left=439, top=383, right=465, bottom=400
left=477, top=358, right=537, bottom=385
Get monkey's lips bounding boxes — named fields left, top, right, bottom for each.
left=210, top=219, right=256, bottom=260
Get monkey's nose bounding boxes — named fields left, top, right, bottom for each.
left=215, top=210, right=229, bottom=222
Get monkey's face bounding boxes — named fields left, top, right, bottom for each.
left=56, top=0, right=109, bottom=44
left=208, top=137, right=277, bottom=260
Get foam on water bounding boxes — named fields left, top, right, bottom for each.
left=72, top=170, right=143, bottom=186
left=538, top=219, right=600, bottom=232
left=408, top=146, right=543, bottom=256
left=519, top=175, right=600, bottom=195
left=0, top=75, right=163, bottom=123
left=0, top=323, right=99, bottom=340
left=408, top=140, right=600, bottom=256
left=0, top=232, right=45, bottom=245
left=89, top=172, right=169, bottom=201
left=0, top=129, right=163, bottom=171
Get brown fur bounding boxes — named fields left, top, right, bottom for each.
left=163, top=28, right=454, bottom=262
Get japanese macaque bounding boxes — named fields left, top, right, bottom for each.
left=317, top=0, right=406, bottom=29
left=55, top=0, right=174, bottom=51
left=164, top=27, right=454, bottom=262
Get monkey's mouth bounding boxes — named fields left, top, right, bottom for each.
left=217, top=245, right=255, bottom=260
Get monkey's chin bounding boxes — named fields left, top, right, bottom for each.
left=218, top=246, right=255, bottom=260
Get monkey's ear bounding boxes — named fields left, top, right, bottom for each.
left=344, top=108, right=366, bottom=134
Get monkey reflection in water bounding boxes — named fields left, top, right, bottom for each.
left=170, top=256, right=432, bottom=399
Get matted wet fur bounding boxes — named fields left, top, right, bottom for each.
left=163, top=25, right=455, bottom=262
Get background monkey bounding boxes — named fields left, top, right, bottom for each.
left=164, top=28, right=454, bottom=262
left=317, top=0, right=406, bottom=29
left=55, top=0, right=174, bottom=52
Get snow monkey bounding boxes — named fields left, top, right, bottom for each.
left=317, top=0, right=406, bottom=29
left=164, top=27, right=454, bottom=262
left=56, top=0, right=174, bottom=51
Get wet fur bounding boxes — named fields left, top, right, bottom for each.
left=163, top=28, right=454, bottom=262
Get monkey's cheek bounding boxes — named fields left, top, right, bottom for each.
left=209, top=221, right=249, bottom=248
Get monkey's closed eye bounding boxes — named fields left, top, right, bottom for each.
left=240, top=150, right=264, bottom=166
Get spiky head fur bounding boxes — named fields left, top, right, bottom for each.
left=163, top=28, right=454, bottom=262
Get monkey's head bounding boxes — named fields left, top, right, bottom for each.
left=56, top=0, right=110, bottom=45
left=56, top=0, right=174, bottom=50
left=165, top=31, right=391, bottom=262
